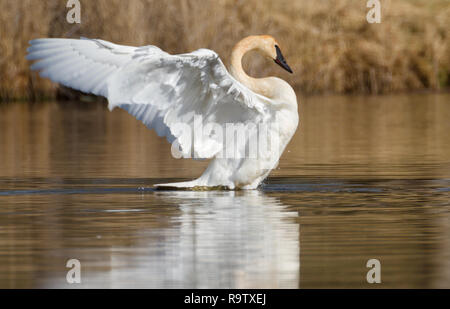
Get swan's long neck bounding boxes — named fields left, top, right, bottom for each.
left=230, top=37, right=273, bottom=98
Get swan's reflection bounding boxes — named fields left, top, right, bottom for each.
left=147, top=190, right=300, bottom=288
left=45, top=190, right=300, bottom=288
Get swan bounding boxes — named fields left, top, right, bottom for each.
left=27, top=35, right=299, bottom=190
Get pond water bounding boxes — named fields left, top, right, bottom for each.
left=0, top=93, right=449, bottom=288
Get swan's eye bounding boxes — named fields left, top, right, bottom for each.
left=274, top=45, right=293, bottom=74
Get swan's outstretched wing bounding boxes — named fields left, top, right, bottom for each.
left=27, top=38, right=144, bottom=97
left=27, top=38, right=274, bottom=159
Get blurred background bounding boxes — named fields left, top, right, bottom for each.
left=0, top=0, right=449, bottom=100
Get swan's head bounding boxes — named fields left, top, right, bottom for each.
left=257, top=35, right=293, bottom=74
left=231, top=35, right=293, bottom=77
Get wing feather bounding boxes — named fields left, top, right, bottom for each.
left=27, top=38, right=138, bottom=96
left=27, top=38, right=274, bottom=159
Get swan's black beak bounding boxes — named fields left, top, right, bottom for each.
left=274, top=45, right=293, bottom=74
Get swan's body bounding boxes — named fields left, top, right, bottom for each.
left=27, top=35, right=298, bottom=190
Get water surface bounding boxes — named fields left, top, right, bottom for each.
left=0, top=93, right=449, bottom=288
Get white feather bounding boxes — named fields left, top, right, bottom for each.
left=27, top=37, right=298, bottom=189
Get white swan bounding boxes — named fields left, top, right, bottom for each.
left=27, top=35, right=299, bottom=190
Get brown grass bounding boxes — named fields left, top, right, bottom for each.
left=0, top=0, right=449, bottom=100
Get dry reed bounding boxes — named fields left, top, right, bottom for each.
left=0, top=0, right=449, bottom=100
